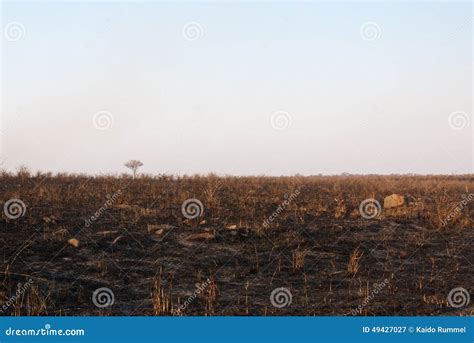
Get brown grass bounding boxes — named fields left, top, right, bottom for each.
left=0, top=172, right=472, bottom=316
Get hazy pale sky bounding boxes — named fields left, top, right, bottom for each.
left=1, top=1, right=472, bottom=175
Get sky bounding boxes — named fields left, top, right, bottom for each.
left=1, top=0, right=472, bottom=176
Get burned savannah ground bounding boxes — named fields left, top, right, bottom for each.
left=0, top=173, right=473, bottom=316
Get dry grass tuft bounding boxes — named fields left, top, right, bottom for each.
left=348, top=247, right=364, bottom=276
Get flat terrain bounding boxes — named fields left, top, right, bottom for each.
left=1, top=174, right=473, bottom=316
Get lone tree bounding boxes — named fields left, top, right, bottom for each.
left=124, top=160, right=143, bottom=178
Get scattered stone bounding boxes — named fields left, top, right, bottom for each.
left=68, top=238, right=80, bottom=248
left=383, top=194, right=405, bottom=209
left=147, top=224, right=175, bottom=234
left=148, top=225, right=177, bottom=242
left=185, top=232, right=215, bottom=241
left=226, top=224, right=237, bottom=230
left=199, top=220, right=207, bottom=225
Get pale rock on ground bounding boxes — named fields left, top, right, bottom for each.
left=68, top=238, right=80, bottom=248
left=383, top=194, right=405, bottom=209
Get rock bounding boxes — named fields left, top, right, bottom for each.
left=68, top=238, right=80, bottom=248
left=149, top=225, right=177, bottom=242
left=226, top=224, right=237, bottom=230
left=383, top=194, right=405, bottom=209
left=147, top=224, right=175, bottom=234
left=185, top=232, right=215, bottom=241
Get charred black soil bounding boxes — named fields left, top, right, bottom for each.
left=1, top=174, right=473, bottom=316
